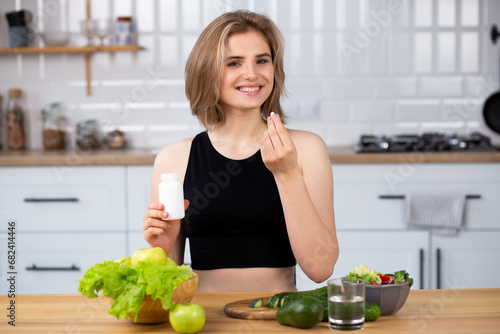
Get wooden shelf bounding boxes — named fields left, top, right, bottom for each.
left=0, top=0, right=144, bottom=96
left=0, top=45, right=144, bottom=54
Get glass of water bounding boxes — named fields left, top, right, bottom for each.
left=327, top=278, right=365, bottom=331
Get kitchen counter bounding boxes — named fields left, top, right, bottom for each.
left=1, top=289, right=499, bottom=333
left=1, top=147, right=499, bottom=166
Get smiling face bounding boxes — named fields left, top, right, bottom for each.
left=219, top=29, right=275, bottom=115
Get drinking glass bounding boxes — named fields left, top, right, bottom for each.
left=94, top=19, right=113, bottom=46
left=80, top=19, right=96, bottom=46
left=327, top=278, right=365, bottom=331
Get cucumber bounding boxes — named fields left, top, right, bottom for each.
left=267, top=286, right=327, bottom=309
left=249, top=298, right=263, bottom=308
left=267, top=292, right=290, bottom=308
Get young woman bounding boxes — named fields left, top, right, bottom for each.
left=142, top=10, right=339, bottom=292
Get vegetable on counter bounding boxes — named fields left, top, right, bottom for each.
left=344, top=264, right=413, bottom=286
left=77, top=251, right=193, bottom=322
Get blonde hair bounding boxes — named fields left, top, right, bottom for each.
left=185, top=10, right=287, bottom=128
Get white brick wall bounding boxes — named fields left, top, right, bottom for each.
left=0, top=0, right=499, bottom=150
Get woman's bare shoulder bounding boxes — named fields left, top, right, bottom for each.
left=154, top=136, right=196, bottom=175
left=288, top=129, right=327, bottom=151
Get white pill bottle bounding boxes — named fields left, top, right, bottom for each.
left=158, top=172, right=185, bottom=220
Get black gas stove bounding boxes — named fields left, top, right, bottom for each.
left=355, top=132, right=499, bottom=153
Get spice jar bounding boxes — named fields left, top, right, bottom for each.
left=114, top=16, right=137, bottom=45
left=41, top=102, right=67, bottom=150
left=6, top=88, right=26, bottom=150
left=76, top=119, right=102, bottom=150
left=105, top=129, right=126, bottom=149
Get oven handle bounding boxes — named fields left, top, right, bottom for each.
left=379, top=194, right=481, bottom=200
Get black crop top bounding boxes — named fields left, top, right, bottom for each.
left=183, top=131, right=297, bottom=270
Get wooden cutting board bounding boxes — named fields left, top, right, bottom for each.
left=223, top=297, right=278, bottom=320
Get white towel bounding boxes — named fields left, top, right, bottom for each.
left=405, top=193, right=466, bottom=236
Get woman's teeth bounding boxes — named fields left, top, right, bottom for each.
left=238, top=86, right=260, bottom=92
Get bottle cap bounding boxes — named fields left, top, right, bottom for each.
left=161, top=172, right=179, bottom=182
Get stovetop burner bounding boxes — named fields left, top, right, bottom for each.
left=355, top=132, right=498, bottom=153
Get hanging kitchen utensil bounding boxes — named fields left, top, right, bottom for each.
left=482, top=25, right=500, bottom=134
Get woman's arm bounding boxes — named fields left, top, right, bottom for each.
left=261, top=113, right=339, bottom=283
left=142, top=139, right=192, bottom=265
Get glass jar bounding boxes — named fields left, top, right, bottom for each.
left=105, top=129, right=127, bottom=149
left=41, top=102, right=67, bottom=150
left=6, top=88, right=26, bottom=150
left=76, top=119, right=102, bottom=150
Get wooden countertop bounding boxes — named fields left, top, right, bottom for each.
left=1, top=147, right=499, bottom=166
left=1, top=289, right=499, bottom=333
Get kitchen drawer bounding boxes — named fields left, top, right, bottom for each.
left=0, top=232, right=126, bottom=294
left=0, top=167, right=126, bottom=231
left=126, top=166, right=153, bottom=231
left=333, top=164, right=500, bottom=230
left=128, top=231, right=192, bottom=265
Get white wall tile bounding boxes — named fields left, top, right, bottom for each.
left=182, top=0, right=200, bottom=32
left=414, top=0, right=433, bottom=27
left=327, top=123, right=373, bottom=146
left=396, top=99, right=441, bottom=121
left=461, top=32, right=479, bottom=73
left=420, top=77, right=463, bottom=97
left=438, top=0, right=455, bottom=27
left=320, top=101, right=349, bottom=122
left=350, top=101, right=394, bottom=122
left=324, top=79, right=373, bottom=100
left=135, top=0, right=155, bottom=32
left=388, top=32, right=411, bottom=74
left=437, top=32, right=456, bottom=73
left=413, top=32, right=433, bottom=73
left=376, top=78, right=418, bottom=98
left=159, top=0, right=178, bottom=32
left=461, top=0, right=479, bottom=26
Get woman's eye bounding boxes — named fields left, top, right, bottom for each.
left=257, top=59, right=269, bottom=64
left=228, top=61, right=240, bottom=66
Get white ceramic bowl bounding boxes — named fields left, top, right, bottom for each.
left=40, top=31, right=70, bottom=46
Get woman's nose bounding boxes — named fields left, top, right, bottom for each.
left=242, top=63, right=257, bottom=79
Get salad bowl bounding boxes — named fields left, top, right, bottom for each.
left=106, top=272, right=199, bottom=324
left=365, top=280, right=410, bottom=316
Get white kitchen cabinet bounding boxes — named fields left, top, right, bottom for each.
left=430, top=231, right=500, bottom=289
left=0, top=166, right=128, bottom=294
left=295, top=231, right=428, bottom=291
left=0, top=232, right=126, bottom=294
left=295, top=163, right=500, bottom=291
left=0, top=166, right=126, bottom=232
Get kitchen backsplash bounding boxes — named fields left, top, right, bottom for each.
left=1, top=0, right=499, bottom=149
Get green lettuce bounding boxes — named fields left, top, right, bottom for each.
left=77, top=260, right=193, bottom=322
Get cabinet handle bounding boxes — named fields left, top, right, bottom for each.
left=24, top=198, right=79, bottom=203
left=26, top=264, right=80, bottom=271
left=379, top=194, right=481, bottom=200
left=436, top=248, right=442, bottom=289
left=419, top=248, right=424, bottom=289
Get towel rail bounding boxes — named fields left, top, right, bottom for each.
left=378, top=194, right=481, bottom=200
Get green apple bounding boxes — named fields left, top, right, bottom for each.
left=131, top=247, right=168, bottom=267
left=114, top=257, right=131, bottom=266
left=166, top=257, right=178, bottom=268
left=169, top=303, right=206, bottom=334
